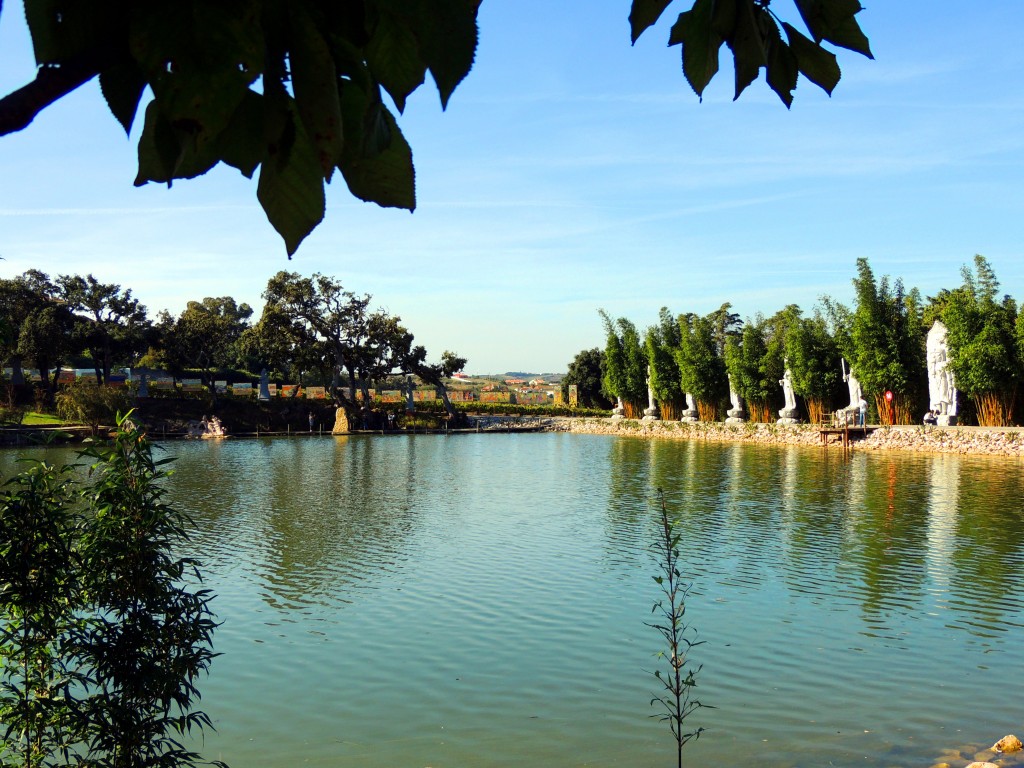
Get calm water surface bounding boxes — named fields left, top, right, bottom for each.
left=6, top=434, right=1024, bottom=767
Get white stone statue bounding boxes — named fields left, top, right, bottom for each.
left=835, top=358, right=862, bottom=425
left=726, top=374, right=745, bottom=423
left=927, top=321, right=957, bottom=425
left=777, top=366, right=798, bottom=423
left=187, top=415, right=227, bottom=439
left=642, top=367, right=660, bottom=421
left=258, top=368, right=271, bottom=401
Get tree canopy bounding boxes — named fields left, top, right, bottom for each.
left=0, top=0, right=870, bottom=255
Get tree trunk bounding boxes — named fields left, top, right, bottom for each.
left=437, top=384, right=456, bottom=419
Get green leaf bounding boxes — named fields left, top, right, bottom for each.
left=365, top=6, right=428, bottom=113
left=764, top=20, right=797, bottom=107
left=289, top=7, right=345, bottom=180
left=391, top=0, right=479, bottom=109
left=219, top=91, right=265, bottom=179
left=668, top=0, right=723, bottom=99
left=129, top=1, right=260, bottom=169
left=726, top=0, right=766, bottom=100
left=338, top=90, right=415, bottom=211
left=782, top=22, right=840, bottom=94
left=99, top=57, right=147, bottom=135
left=629, top=0, right=674, bottom=44
left=257, top=102, right=326, bottom=256
left=793, top=0, right=872, bottom=58
left=24, top=0, right=121, bottom=65
left=134, top=101, right=178, bottom=186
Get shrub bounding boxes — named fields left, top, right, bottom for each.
left=55, top=379, right=131, bottom=432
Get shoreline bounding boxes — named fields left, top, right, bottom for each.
left=491, top=416, right=1024, bottom=458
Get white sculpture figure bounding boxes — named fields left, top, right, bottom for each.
left=777, top=366, right=798, bottom=424
left=642, top=367, right=660, bottom=421
left=837, top=358, right=862, bottom=425
left=611, top=396, right=626, bottom=420
left=187, top=415, right=227, bottom=439
left=726, top=374, right=745, bottom=423
left=927, top=321, right=957, bottom=425
left=680, top=392, right=698, bottom=423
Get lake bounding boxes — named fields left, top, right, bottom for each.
left=5, top=433, right=1024, bottom=767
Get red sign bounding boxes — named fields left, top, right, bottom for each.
left=884, top=390, right=893, bottom=402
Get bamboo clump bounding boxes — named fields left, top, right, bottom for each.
left=973, top=392, right=1014, bottom=427
left=696, top=401, right=717, bottom=423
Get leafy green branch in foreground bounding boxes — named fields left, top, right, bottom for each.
left=648, top=488, right=705, bottom=768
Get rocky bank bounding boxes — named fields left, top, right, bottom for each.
left=484, top=416, right=1024, bottom=458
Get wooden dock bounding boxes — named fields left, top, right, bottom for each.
left=819, top=424, right=875, bottom=448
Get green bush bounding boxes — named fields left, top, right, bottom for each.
left=54, top=379, right=131, bottom=431
left=0, top=414, right=223, bottom=768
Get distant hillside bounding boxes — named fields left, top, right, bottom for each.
left=502, top=372, right=566, bottom=380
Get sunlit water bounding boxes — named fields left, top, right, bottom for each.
left=5, top=434, right=1024, bottom=767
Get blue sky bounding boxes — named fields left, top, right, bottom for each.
left=2, top=2, right=1023, bottom=373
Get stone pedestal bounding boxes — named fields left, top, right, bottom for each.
left=611, top=398, right=626, bottom=420
left=332, top=407, right=350, bottom=434
left=937, top=414, right=957, bottom=427
left=777, top=407, right=799, bottom=425
left=726, top=376, right=744, bottom=423
left=642, top=405, right=660, bottom=421
left=680, top=393, right=698, bottom=423
left=726, top=411, right=745, bottom=424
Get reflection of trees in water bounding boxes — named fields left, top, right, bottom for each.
left=605, top=439, right=791, bottom=589
left=258, top=437, right=420, bottom=611
left=947, top=459, right=1024, bottom=638
left=602, top=437, right=657, bottom=571
left=778, top=448, right=850, bottom=600
left=843, top=455, right=931, bottom=622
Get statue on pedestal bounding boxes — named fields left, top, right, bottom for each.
left=834, top=358, right=862, bottom=426
left=726, top=375, right=745, bottom=423
left=927, top=321, right=957, bottom=426
left=777, top=366, right=799, bottom=424
left=642, top=367, right=660, bottom=421
left=680, top=392, right=698, bottom=423
left=258, top=368, right=271, bottom=401
left=611, top=396, right=626, bottom=420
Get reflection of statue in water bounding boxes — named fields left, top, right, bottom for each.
left=777, top=366, right=798, bottom=423
left=726, top=374, right=745, bottom=423
left=927, top=321, right=957, bottom=424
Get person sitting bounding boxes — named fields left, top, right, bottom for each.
left=923, top=410, right=938, bottom=426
